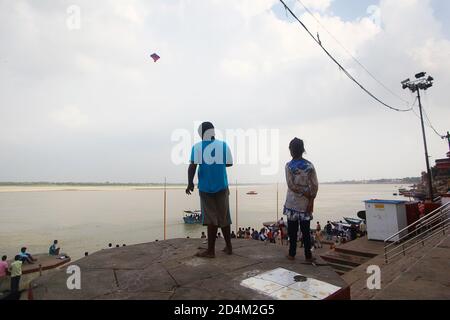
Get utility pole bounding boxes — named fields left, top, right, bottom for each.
left=402, top=72, right=435, bottom=200
left=445, top=132, right=450, bottom=152
left=416, top=89, right=434, bottom=201
left=235, top=180, right=238, bottom=234
left=164, top=177, right=167, bottom=240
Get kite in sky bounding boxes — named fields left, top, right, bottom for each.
left=150, top=53, right=160, bottom=62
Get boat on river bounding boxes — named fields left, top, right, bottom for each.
left=183, top=210, right=202, bottom=224
left=344, top=217, right=365, bottom=225
left=0, top=253, right=70, bottom=300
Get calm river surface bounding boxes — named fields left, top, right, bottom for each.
left=0, top=184, right=405, bottom=260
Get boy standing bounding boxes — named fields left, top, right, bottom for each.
left=0, top=255, right=8, bottom=291
left=9, top=255, right=23, bottom=293
left=283, top=138, right=319, bottom=262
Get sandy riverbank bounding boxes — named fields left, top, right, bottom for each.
left=0, top=185, right=186, bottom=193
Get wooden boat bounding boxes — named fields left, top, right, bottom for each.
left=0, top=253, right=71, bottom=300
left=183, top=210, right=202, bottom=224
left=344, top=217, right=365, bottom=225
left=263, top=221, right=277, bottom=228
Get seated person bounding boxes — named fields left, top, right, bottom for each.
left=49, top=240, right=61, bottom=256
left=19, top=247, right=36, bottom=264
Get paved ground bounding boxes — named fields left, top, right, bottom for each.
left=30, top=239, right=349, bottom=300
left=373, top=234, right=450, bottom=300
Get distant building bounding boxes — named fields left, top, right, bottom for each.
left=433, top=150, right=450, bottom=195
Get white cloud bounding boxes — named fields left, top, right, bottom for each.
left=297, top=0, right=334, bottom=12
left=0, top=0, right=449, bottom=182
left=51, top=106, right=89, bottom=129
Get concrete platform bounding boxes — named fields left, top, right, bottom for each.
left=29, top=239, right=350, bottom=300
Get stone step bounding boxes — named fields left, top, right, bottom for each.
left=335, top=247, right=379, bottom=258
left=326, top=261, right=354, bottom=273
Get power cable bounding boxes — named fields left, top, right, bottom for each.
left=279, top=0, right=413, bottom=113
left=295, top=0, right=413, bottom=107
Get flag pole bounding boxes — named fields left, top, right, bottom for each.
left=235, top=180, right=238, bottom=234
left=164, top=177, right=167, bottom=241
left=276, top=182, right=279, bottom=221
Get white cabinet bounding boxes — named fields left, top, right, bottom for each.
left=364, top=200, right=408, bottom=242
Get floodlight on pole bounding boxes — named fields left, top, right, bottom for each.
left=401, top=73, right=435, bottom=200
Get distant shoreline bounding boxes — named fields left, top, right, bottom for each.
left=0, top=178, right=419, bottom=188
left=0, top=185, right=186, bottom=193
left=0, top=181, right=411, bottom=193
left=0, top=182, right=263, bottom=193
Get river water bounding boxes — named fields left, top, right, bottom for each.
left=0, top=184, right=405, bottom=260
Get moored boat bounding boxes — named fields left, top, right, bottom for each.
left=0, top=253, right=70, bottom=300
left=344, top=217, right=365, bottom=225
left=183, top=210, right=202, bottom=224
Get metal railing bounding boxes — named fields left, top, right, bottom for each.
left=384, top=202, right=450, bottom=263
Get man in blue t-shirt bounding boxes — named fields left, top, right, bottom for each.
left=186, top=122, right=233, bottom=258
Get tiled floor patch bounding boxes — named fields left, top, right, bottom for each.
left=241, top=268, right=341, bottom=300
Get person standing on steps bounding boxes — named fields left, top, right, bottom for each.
left=186, top=122, right=234, bottom=258
left=325, top=221, right=333, bottom=241
left=283, top=138, right=319, bottom=262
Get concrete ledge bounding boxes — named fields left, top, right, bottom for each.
left=30, top=239, right=349, bottom=300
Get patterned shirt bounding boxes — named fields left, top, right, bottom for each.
left=283, top=158, right=319, bottom=222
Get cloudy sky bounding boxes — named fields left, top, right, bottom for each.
left=0, top=0, right=449, bottom=184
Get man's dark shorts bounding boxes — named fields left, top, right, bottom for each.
left=199, top=188, right=232, bottom=228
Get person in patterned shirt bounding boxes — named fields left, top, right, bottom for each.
left=283, top=138, right=319, bottom=262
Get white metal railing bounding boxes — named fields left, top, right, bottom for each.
left=384, top=202, right=450, bottom=263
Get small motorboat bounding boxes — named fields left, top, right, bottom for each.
left=183, top=210, right=202, bottom=224
left=344, top=217, right=365, bottom=225
left=246, top=191, right=258, bottom=195
left=263, top=221, right=277, bottom=228
left=331, top=221, right=352, bottom=230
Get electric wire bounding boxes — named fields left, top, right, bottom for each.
left=279, top=0, right=413, bottom=113
left=295, top=0, right=413, bottom=107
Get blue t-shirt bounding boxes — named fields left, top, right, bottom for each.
left=190, top=139, right=233, bottom=193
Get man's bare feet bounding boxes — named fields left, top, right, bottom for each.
left=222, top=247, right=232, bottom=255
left=195, top=250, right=215, bottom=258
